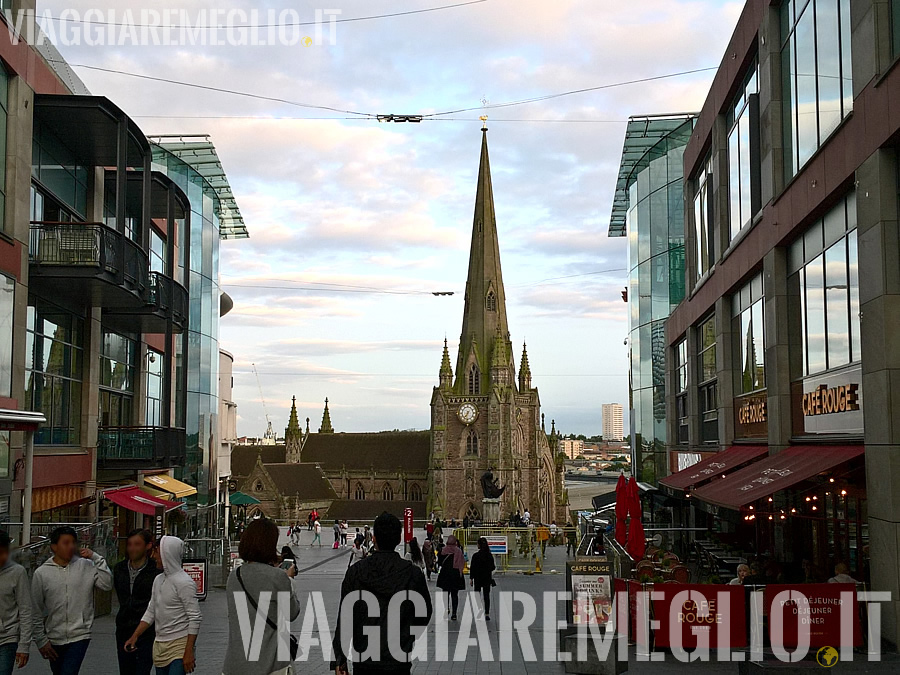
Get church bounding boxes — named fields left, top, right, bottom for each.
left=429, top=127, right=568, bottom=525
left=229, top=129, right=568, bottom=525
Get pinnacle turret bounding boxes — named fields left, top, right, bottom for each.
left=439, top=338, right=453, bottom=389
left=319, top=398, right=334, bottom=434
left=519, top=341, right=532, bottom=390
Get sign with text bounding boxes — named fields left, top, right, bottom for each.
left=652, top=585, right=747, bottom=649
left=734, top=393, right=767, bottom=439
left=484, top=535, right=508, bottom=556
left=567, top=560, right=613, bottom=628
left=792, top=365, right=863, bottom=436
left=403, top=508, right=414, bottom=543
left=182, top=558, right=207, bottom=600
left=764, top=584, right=860, bottom=648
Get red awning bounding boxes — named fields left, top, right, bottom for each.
left=659, top=445, right=768, bottom=494
left=104, top=486, right=182, bottom=516
left=691, top=445, right=864, bottom=511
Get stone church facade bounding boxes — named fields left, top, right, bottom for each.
left=429, top=129, right=568, bottom=524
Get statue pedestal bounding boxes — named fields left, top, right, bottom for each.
left=482, top=498, right=501, bottom=524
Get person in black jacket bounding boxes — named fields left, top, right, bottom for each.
left=469, top=537, right=496, bottom=620
left=113, top=529, right=160, bottom=675
left=332, top=512, right=433, bottom=674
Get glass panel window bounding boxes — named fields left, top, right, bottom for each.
left=697, top=314, right=718, bottom=444
left=99, top=330, right=136, bottom=427
left=0, top=274, right=13, bottom=397
left=781, top=0, right=853, bottom=179
left=698, top=315, right=717, bottom=384
left=675, top=338, right=688, bottom=445
left=792, top=194, right=859, bottom=375
left=0, top=64, right=8, bottom=234
left=728, top=61, right=759, bottom=241
left=146, top=350, right=164, bottom=426
left=733, top=273, right=766, bottom=394
left=26, top=305, right=83, bottom=445
left=694, top=156, right=714, bottom=279
left=150, top=229, right=167, bottom=274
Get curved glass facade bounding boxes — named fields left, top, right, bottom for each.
left=152, top=147, right=221, bottom=505
left=624, top=120, right=693, bottom=483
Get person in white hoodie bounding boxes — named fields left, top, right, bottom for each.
left=0, top=529, right=33, bottom=675
left=31, top=526, right=113, bottom=675
left=124, top=536, right=201, bottom=674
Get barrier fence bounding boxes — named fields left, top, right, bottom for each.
left=452, top=526, right=580, bottom=574
left=8, top=519, right=117, bottom=578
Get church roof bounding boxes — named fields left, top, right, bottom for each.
left=455, top=129, right=512, bottom=391
left=262, top=462, right=337, bottom=500
left=302, top=431, right=430, bottom=473
left=231, top=445, right=286, bottom=478
left=326, top=499, right=428, bottom=522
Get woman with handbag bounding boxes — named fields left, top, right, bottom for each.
left=224, top=519, right=300, bottom=675
left=469, top=537, right=496, bottom=621
left=436, top=535, right=465, bottom=620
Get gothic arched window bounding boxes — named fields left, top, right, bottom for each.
left=486, top=290, right=496, bottom=312
left=354, top=482, right=366, bottom=500
left=466, top=430, right=479, bottom=456
left=382, top=482, right=394, bottom=501
left=468, top=365, right=480, bottom=394
left=409, top=483, right=423, bottom=501
left=465, top=503, right=481, bottom=522
left=254, top=480, right=263, bottom=493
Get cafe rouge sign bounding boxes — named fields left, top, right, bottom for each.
left=792, top=365, right=863, bottom=436
left=734, top=393, right=768, bottom=439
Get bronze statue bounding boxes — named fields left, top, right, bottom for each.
left=480, top=467, right=505, bottom=499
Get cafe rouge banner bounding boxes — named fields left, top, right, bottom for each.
left=734, top=392, right=767, bottom=439
left=652, top=585, right=747, bottom=649
left=567, top=560, right=613, bottom=628
left=791, top=364, right=863, bottom=436
left=763, top=584, right=861, bottom=648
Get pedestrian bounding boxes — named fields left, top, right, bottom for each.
left=307, top=512, right=313, bottom=531
left=425, top=521, right=434, bottom=542
left=348, top=537, right=366, bottom=567
left=565, top=524, right=578, bottom=557
left=536, top=523, right=550, bottom=557
left=434, top=534, right=445, bottom=556
left=291, top=522, right=301, bottom=546
left=549, top=521, right=559, bottom=546
left=223, top=519, right=299, bottom=675
left=311, top=519, right=322, bottom=546
left=113, top=529, right=160, bottom=675
left=469, top=537, right=496, bottom=621
left=124, top=536, right=202, bottom=674
left=0, top=529, right=32, bottom=675
left=340, top=521, right=348, bottom=547
left=354, top=528, right=364, bottom=548
left=828, top=563, right=858, bottom=584
left=32, top=526, right=113, bottom=675
left=523, top=508, right=531, bottom=525
left=405, top=537, right=425, bottom=574
left=422, top=539, right=436, bottom=581
left=363, top=525, right=372, bottom=551
left=332, top=521, right=341, bottom=549
left=436, top=535, right=465, bottom=621
left=462, top=515, right=470, bottom=530
left=331, top=512, right=432, bottom=674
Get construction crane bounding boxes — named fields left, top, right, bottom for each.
left=251, top=363, right=276, bottom=441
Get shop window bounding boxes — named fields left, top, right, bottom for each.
left=789, top=194, right=859, bottom=375
left=697, top=315, right=718, bottom=444
left=727, top=61, right=760, bottom=242
left=25, top=304, right=84, bottom=445
left=781, top=0, right=853, bottom=179
left=693, top=156, right=715, bottom=280
left=733, top=273, right=766, bottom=394
left=675, top=338, right=689, bottom=444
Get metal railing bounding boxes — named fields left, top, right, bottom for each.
left=8, top=518, right=118, bottom=577
left=97, top=426, right=186, bottom=467
left=149, top=271, right=189, bottom=326
left=29, top=222, right=108, bottom=269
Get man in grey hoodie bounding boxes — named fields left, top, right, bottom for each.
left=0, top=529, right=32, bottom=675
left=31, top=526, right=112, bottom=675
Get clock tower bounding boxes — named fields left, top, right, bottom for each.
left=429, top=128, right=566, bottom=524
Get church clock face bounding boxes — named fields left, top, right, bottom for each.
left=457, top=403, right=478, bottom=425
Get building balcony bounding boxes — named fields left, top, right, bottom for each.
left=29, top=221, right=149, bottom=309
left=97, top=426, right=186, bottom=470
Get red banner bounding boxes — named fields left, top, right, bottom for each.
left=764, top=584, right=860, bottom=648
left=403, top=508, right=414, bottom=543
left=652, top=584, right=746, bottom=649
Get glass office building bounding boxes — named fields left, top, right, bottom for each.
left=151, top=137, right=248, bottom=507
left=608, top=115, right=695, bottom=483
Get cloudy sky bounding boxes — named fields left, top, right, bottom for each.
left=43, top=0, right=742, bottom=436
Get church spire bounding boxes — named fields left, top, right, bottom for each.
left=318, top=397, right=334, bottom=434
left=455, top=128, right=510, bottom=391
left=439, top=338, right=453, bottom=389
left=285, top=396, right=302, bottom=462
left=286, top=396, right=301, bottom=439
left=519, top=341, right=532, bottom=390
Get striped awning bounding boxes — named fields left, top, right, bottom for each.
left=31, top=485, right=90, bottom=513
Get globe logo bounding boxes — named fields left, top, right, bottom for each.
left=301, top=36, right=313, bottom=47
left=816, top=646, right=839, bottom=667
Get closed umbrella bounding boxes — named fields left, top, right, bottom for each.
left=626, top=477, right=646, bottom=560
left=614, top=473, right=628, bottom=545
